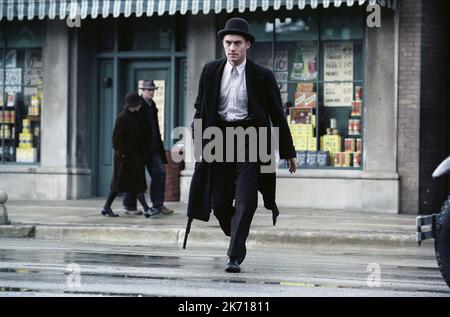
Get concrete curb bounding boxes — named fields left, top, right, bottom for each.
left=0, top=224, right=417, bottom=248
left=34, top=225, right=181, bottom=246
left=0, top=225, right=35, bottom=238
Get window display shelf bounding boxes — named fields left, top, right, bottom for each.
left=27, top=115, right=41, bottom=122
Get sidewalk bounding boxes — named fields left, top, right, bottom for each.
left=0, top=199, right=424, bottom=249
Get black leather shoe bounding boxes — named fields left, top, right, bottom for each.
left=272, top=205, right=280, bottom=226
left=225, top=257, right=241, bottom=273
left=101, top=207, right=119, bottom=217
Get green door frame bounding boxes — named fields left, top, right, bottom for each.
left=90, top=16, right=187, bottom=196
left=122, top=59, right=173, bottom=146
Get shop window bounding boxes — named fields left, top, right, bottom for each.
left=5, top=22, right=44, bottom=48
left=284, top=9, right=364, bottom=170
left=118, top=16, right=174, bottom=51
left=220, top=7, right=365, bottom=170
left=0, top=22, right=44, bottom=164
left=97, top=18, right=116, bottom=52
left=321, top=7, right=364, bottom=41
left=315, top=40, right=364, bottom=169
left=175, top=16, right=187, bottom=52
left=247, top=17, right=274, bottom=69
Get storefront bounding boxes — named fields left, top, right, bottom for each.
left=0, top=21, right=44, bottom=164
left=2, top=0, right=446, bottom=215
left=181, top=1, right=400, bottom=213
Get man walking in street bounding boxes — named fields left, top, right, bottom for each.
left=186, top=18, right=297, bottom=273
left=123, top=80, right=174, bottom=217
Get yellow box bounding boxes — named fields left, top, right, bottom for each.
left=294, top=136, right=308, bottom=151
left=16, top=148, right=37, bottom=163
left=307, top=137, right=317, bottom=151
left=19, top=143, right=33, bottom=149
left=290, top=124, right=314, bottom=139
left=321, top=135, right=342, bottom=154
left=293, top=124, right=314, bottom=138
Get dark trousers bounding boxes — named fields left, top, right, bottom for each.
left=123, top=151, right=166, bottom=209
left=211, top=119, right=259, bottom=264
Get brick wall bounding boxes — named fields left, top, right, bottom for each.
left=419, top=0, right=450, bottom=214
left=398, top=0, right=422, bottom=214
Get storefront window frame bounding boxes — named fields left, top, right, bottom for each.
left=230, top=6, right=367, bottom=171
left=94, top=15, right=188, bottom=150
left=0, top=20, right=44, bottom=166
left=1, top=22, right=5, bottom=165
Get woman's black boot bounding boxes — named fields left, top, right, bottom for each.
left=101, top=207, right=119, bottom=217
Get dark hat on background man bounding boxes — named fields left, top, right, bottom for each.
left=125, top=92, right=141, bottom=108
left=139, top=80, right=158, bottom=91
left=218, top=17, right=255, bottom=43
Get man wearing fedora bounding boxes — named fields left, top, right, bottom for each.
left=122, top=80, right=174, bottom=217
left=186, top=17, right=297, bottom=273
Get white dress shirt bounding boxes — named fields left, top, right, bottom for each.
left=218, top=59, right=249, bottom=122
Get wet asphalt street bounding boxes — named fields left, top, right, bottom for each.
left=0, top=238, right=449, bottom=297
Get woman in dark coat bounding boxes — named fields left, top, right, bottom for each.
left=101, top=92, right=152, bottom=217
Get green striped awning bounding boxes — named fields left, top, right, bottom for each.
left=0, top=0, right=397, bottom=21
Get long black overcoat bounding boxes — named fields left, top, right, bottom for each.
left=110, top=109, right=148, bottom=193
left=139, top=96, right=168, bottom=164
left=187, top=58, right=296, bottom=225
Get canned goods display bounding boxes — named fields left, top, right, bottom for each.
left=333, top=153, right=341, bottom=167
left=351, top=101, right=362, bottom=116
left=0, top=111, right=12, bottom=123
left=343, top=152, right=353, bottom=167
left=356, top=138, right=362, bottom=152
left=348, top=120, right=354, bottom=135
left=345, top=139, right=356, bottom=152
left=0, top=125, right=11, bottom=139
left=353, top=119, right=361, bottom=135
left=353, top=152, right=362, bottom=167
left=356, top=86, right=363, bottom=101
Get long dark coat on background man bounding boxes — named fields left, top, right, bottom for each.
left=110, top=109, right=149, bottom=193
left=139, top=96, right=168, bottom=164
left=187, top=58, right=296, bottom=226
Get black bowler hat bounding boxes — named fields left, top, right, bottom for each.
left=125, top=92, right=141, bottom=108
left=218, top=17, right=255, bottom=43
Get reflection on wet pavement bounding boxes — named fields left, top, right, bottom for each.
left=0, top=239, right=448, bottom=297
